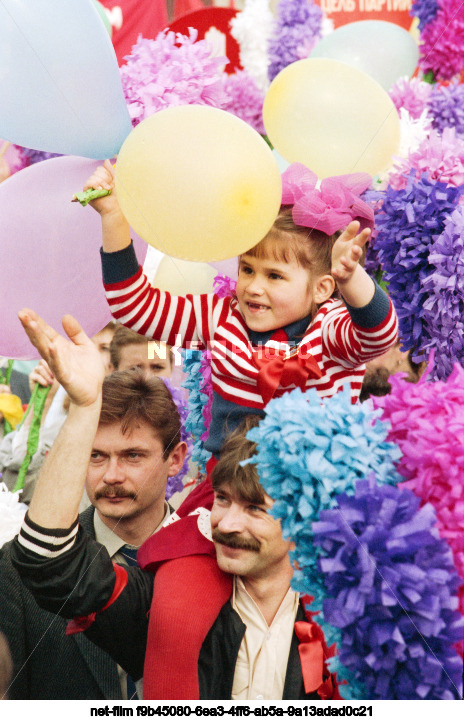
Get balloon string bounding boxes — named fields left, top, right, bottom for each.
left=14, top=384, right=51, bottom=492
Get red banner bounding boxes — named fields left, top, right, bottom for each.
left=314, top=0, right=414, bottom=31
left=99, top=0, right=205, bottom=65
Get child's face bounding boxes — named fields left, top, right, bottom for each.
left=236, top=252, right=314, bottom=332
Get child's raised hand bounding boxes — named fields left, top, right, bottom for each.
left=331, top=221, right=371, bottom=285
left=81, top=159, right=118, bottom=216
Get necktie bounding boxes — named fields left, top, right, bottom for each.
left=120, top=545, right=139, bottom=700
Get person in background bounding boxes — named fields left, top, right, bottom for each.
left=109, top=324, right=173, bottom=377
left=80, top=160, right=399, bottom=697
left=359, top=341, right=426, bottom=402
left=8, top=306, right=338, bottom=699
left=0, top=323, right=116, bottom=505
left=0, top=368, right=186, bottom=700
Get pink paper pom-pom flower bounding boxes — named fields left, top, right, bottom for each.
left=220, top=71, right=265, bottom=135
left=388, top=127, right=464, bottom=190
left=374, top=362, right=464, bottom=617
left=419, top=0, right=464, bottom=81
left=120, top=29, right=229, bottom=126
left=389, top=76, right=433, bottom=120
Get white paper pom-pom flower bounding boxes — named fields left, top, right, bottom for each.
left=0, top=482, right=27, bottom=548
left=230, top=0, right=273, bottom=94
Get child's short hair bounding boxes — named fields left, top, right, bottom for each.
left=246, top=206, right=338, bottom=279
left=245, top=206, right=367, bottom=280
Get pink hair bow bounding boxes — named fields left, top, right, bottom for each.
left=281, top=163, right=374, bottom=236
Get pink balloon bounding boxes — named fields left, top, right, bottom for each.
left=0, top=155, right=147, bottom=359
left=209, top=257, right=238, bottom=281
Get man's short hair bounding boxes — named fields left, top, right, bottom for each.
left=110, top=325, right=172, bottom=370
left=99, top=369, right=180, bottom=459
left=211, top=416, right=265, bottom=505
left=110, top=326, right=149, bottom=369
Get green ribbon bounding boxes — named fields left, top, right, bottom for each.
left=73, top=188, right=111, bottom=206
left=14, top=384, right=51, bottom=492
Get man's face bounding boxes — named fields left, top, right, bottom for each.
left=116, top=342, right=171, bottom=378
left=210, top=483, right=292, bottom=580
left=92, top=327, right=115, bottom=375
left=86, top=420, right=175, bottom=522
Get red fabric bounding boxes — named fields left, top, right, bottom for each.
left=143, top=555, right=233, bottom=700
left=294, top=620, right=324, bottom=693
left=137, top=477, right=216, bottom=572
left=253, top=346, right=322, bottom=406
left=65, top=563, right=128, bottom=635
left=139, top=461, right=231, bottom=700
left=99, top=0, right=169, bottom=65
left=300, top=595, right=341, bottom=700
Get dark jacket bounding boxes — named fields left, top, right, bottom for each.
left=0, top=507, right=122, bottom=700
left=11, top=525, right=328, bottom=700
left=199, top=600, right=321, bottom=700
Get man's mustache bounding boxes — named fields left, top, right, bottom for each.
left=94, top=486, right=136, bottom=500
left=212, top=529, right=260, bottom=552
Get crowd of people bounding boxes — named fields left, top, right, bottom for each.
left=0, top=151, right=435, bottom=703
left=0, top=1, right=460, bottom=704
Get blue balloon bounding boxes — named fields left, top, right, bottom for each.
left=0, top=0, right=132, bottom=158
left=310, top=21, right=419, bottom=92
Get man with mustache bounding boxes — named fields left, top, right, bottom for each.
left=0, top=366, right=186, bottom=699
left=11, top=309, right=337, bottom=701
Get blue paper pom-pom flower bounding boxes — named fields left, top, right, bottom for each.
left=314, top=477, right=464, bottom=699
left=181, top=349, right=211, bottom=472
left=247, top=387, right=402, bottom=614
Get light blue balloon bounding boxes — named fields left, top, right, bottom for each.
left=0, top=0, right=132, bottom=158
left=310, top=21, right=419, bottom=92
left=272, top=149, right=290, bottom=174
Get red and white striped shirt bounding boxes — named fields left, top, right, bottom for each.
left=105, top=266, right=398, bottom=408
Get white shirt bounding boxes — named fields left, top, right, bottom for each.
left=231, top=577, right=300, bottom=700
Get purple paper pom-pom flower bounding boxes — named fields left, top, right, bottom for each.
left=428, top=83, right=464, bottom=136
left=410, top=0, right=439, bottom=31
left=268, top=0, right=323, bottom=82
left=120, top=29, right=229, bottom=126
left=247, top=386, right=402, bottom=619
left=314, top=477, right=464, bottom=699
left=19, top=147, right=62, bottom=165
left=421, top=206, right=464, bottom=378
left=161, top=377, right=192, bottom=498
left=220, top=71, right=265, bottom=135
left=373, top=173, right=464, bottom=360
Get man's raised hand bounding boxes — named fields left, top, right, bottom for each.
left=18, top=310, right=106, bottom=408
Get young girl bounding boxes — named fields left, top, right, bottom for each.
left=83, top=160, right=398, bottom=699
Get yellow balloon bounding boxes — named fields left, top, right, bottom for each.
left=263, top=58, right=400, bottom=179
left=151, top=256, right=217, bottom=295
left=115, top=106, right=282, bottom=262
